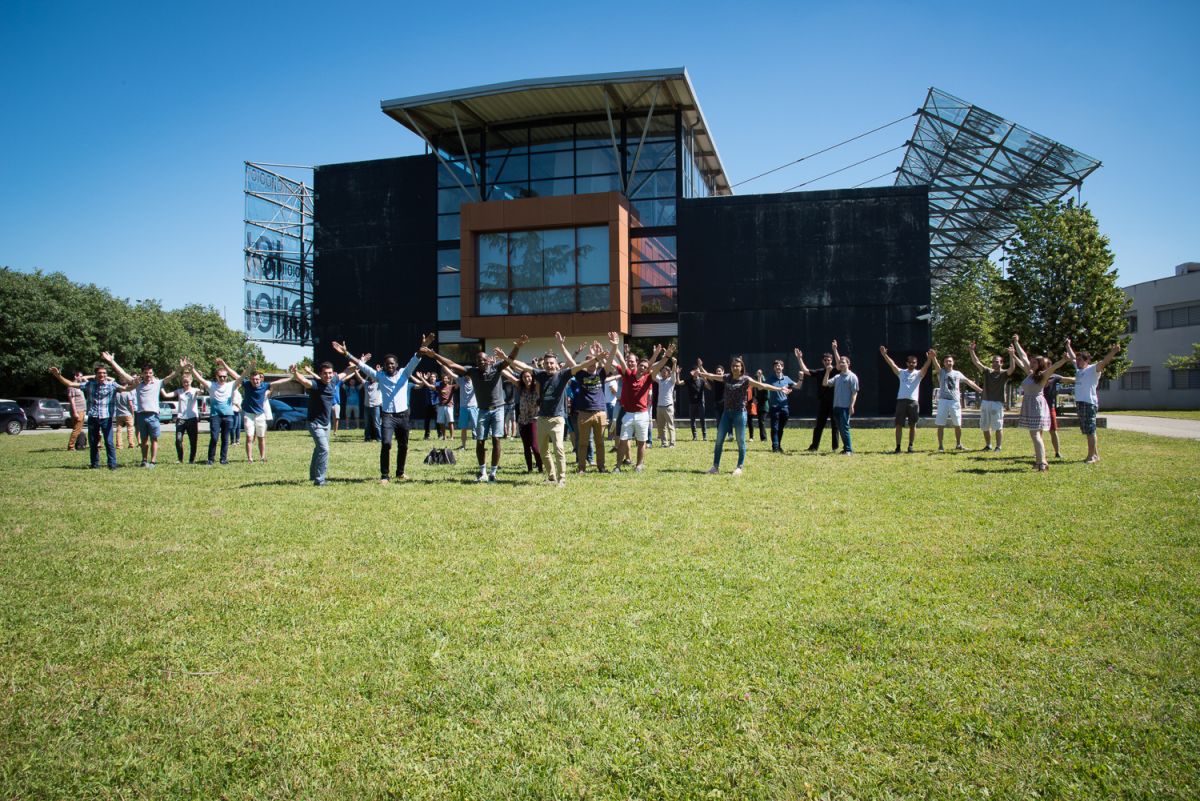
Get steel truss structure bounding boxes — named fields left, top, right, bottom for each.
left=243, top=162, right=314, bottom=345
left=896, top=88, right=1101, bottom=280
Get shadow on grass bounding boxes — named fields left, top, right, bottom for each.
left=238, top=477, right=377, bottom=488
left=957, top=467, right=1031, bottom=474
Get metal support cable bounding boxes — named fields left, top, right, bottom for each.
left=731, top=112, right=916, bottom=189
left=781, top=144, right=908, bottom=192
left=851, top=168, right=900, bottom=188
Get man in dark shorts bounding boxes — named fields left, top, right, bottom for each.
left=424, top=337, right=525, bottom=482
left=880, top=345, right=932, bottom=453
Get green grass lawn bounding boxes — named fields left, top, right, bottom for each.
left=2, top=426, right=1198, bottom=799
left=1103, top=409, right=1200, bottom=421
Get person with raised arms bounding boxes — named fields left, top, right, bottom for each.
left=930, top=350, right=985, bottom=452
left=288, top=361, right=338, bottom=486
left=694, top=355, right=786, bottom=474
left=879, top=345, right=933, bottom=453
left=805, top=349, right=841, bottom=452
left=164, top=364, right=201, bottom=463
left=606, top=333, right=675, bottom=473
left=1064, top=337, right=1122, bottom=464
left=227, top=358, right=280, bottom=463
left=49, top=359, right=135, bottom=470
left=101, top=352, right=178, bottom=468
left=498, top=332, right=609, bottom=486
left=1011, top=335, right=1073, bottom=472
left=822, top=343, right=860, bottom=455
left=188, top=358, right=238, bottom=465
left=760, top=350, right=806, bottom=453
left=968, top=341, right=1017, bottom=453
left=655, top=357, right=680, bottom=448
left=334, top=338, right=426, bottom=484
left=685, top=358, right=708, bottom=441
left=422, top=335, right=525, bottom=482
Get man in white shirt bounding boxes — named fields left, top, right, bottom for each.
left=1065, top=338, right=1122, bottom=464
left=880, top=345, right=932, bottom=453
left=930, top=351, right=984, bottom=452
left=102, top=352, right=177, bottom=468
left=654, top=358, right=679, bottom=447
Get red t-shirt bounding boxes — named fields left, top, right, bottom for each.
left=617, top=364, right=653, bottom=413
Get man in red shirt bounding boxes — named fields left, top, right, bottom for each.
left=606, top=332, right=675, bottom=472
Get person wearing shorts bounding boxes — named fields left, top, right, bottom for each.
left=606, top=333, right=675, bottom=473
left=880, top=345, right=932, bottom=453
left=103, top=352, right=178, bottom=468
left=236, top=362, right=281, bottom=463
left=424, top=337, right=524, bottom=482
left=969, top=341, right=1017, bottom=453
left=1065, top=339, right=1122, bottom=464
left=930, top=351, right=983, bottom=452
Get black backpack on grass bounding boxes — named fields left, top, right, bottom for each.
left=424, top=447, right=456, bottom=465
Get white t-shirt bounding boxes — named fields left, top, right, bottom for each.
left=174, top=387, right=199, bottom=419
left=366, top=379, right=382, bottom=407
left=654, top=376, right=676, bottom=408
left=456, top=375, right=476, bottom=409
left=1074, top=363, right=1100, bottom=406
left=938, top=369, right=965, bottom=402
left=896, top=369, right=922, bottom=401
left=135, top=378, right=163, bottom=414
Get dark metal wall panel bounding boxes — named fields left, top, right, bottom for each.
left=312, top=155, right=438, bottom=365
left=678, top=187, right=931, bottom=417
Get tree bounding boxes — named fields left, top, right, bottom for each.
left=998, top=199, right=1131, bottom=375
left=1164, top=343, right=1200, bottom=370
left=931, top=258, right=1004, bottom=365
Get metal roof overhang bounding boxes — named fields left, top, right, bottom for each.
left=381, top=68, right=731, bottom=195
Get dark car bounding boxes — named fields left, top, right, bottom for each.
left=0, top=400, right=28, bottom=435
left=17, top=397, right=66, bottom=429
left=269, top=397, right=308, bottom=431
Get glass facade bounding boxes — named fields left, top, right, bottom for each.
left=476, top=226, right=609, bottom=316
left=437, top=248, right=461, bottom=322
left=434, top=111, right=685, bottom=322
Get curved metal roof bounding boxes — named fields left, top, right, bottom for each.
left=381, top=68, right=731, bottom=195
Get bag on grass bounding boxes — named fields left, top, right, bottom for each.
left=424, top=447, right=456, bottom=465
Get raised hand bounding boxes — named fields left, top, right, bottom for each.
left=665, top=343, right=676, bottom=355
left=514, top=334, right=529, bottom=346
left=969, top=341, right=977, bottom=351
left=492, top=346, right=507, bottom=361
left=554, top=331, right=565, bottom=344
left=1012, top=333, right=1020, bottom=343
left=1007, top=345, right=1016, bottom=354
left=49, top=366, right=61, bottom=375
left=879, top=345, right=888, bottom=356
left=831, top=340, right=838, bottom=351
left=179, top=357, right=189, bottom=368
left=418, top=347, right=435, bottom=358
left=359, top=353, right=371, bottom=363
left=420, top=332, right=436, bottom=348
left=331, top=341, right=347, bottom=355
left=794, top=348, right=803, bottom=360
left=607, top=331, right=619, bottom=345
left=101, top=351, right=114, bottom=363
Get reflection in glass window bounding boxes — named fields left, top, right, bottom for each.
left=530, top=151, right=575, bottom=180
left=634, top=261, right=678, bottom=289
left=437, top=297, right=461, bottom=321
left=631, top=236, right=676, bottom=262
left=437, top=249, right=461, bottom=273
left=439, top=187, right=471, bottom=214
left=576, top=148, right=620, bottom=175
left=437, top=247, right=461, bottom=322
left=487, top=154, right=528, bottom=185
left=576, top=174, right=621, bottom=194
left=631, top=198, right=676, bottom=227
left=528, top=178, right=574, bottom=198
left=437, top=273, right=459, bottom=296
left=475, top=226, right=610, bottom=316
left=632, top=286, right=677, bottom=313
left=438, top=214, right=461, bottom=241
left=630, top=170, right=676, bottom=200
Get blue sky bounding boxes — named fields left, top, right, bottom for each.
left=2, top=1, right=1196, bottom=364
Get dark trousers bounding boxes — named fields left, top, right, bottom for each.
left=87, top=416, right=116, bottom=468
left=208, top=414, right=234, bottom=463
left=810, top=402, right=840, bottom=450
left=380, top=411, right=411, bottom=478
left=364, top=405, right=381, bottom=441
left=688, top=395, right=707, bottom=438
left=231, top=411, right=242, bottom=443
left=519, top=421, right=543, bottom=472
left=769, top=407, right=790, bottom=451
left=176, top=418, right=198, bottom=462
left=423, top=407, right=436, bottom=438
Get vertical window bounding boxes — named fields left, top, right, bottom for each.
left=1120, top=368, right=1151, bottom=390
left=630, top=235, right=677, bottom=313
left=437, top=248, right=461, bottom=322
left=1170, top=368, right=1200, bottom=389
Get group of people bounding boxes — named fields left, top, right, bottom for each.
left=47, top=332, right=1121, bottom=482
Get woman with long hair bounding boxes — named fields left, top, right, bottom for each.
left=509, top=369, right=544, bottom=473
left=693, top=356, right=786, bottom=475
left=1011, top=335, right=1071, bottom=472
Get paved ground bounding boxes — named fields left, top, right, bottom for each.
left=1102, top=414, right=1200, bottom=440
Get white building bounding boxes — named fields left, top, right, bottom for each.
left=1098, top=262, right=1200, bottom=410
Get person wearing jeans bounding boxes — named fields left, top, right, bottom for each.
left=765, top=350, right=806, bottom=452
left=695, top=357, right=784, bottom=474
left=49, top=362, right=129, bottom=470
left=685, top=359, right=707, bottom=440
left=822, top=344, right=859, bottom=455
left=168, top=373, right=201, bottom=463
left=289, top=361, right=338, bottom=485
left=189, top=358, right=237, bottom=465
left=334, top=337, right=426, bottom=484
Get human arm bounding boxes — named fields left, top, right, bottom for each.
left=879, top=345, right=900, bottom=377
left=47, top=366, right=82, bottom=388
left=849, top=389, right=858, bottom=416
left=100, top=351, right=135, bottom=384
left=1011, top=335, right=1030, bottom=372
left=1064, top=337, right=1078, bottom=368
left=1096, top=343, right=1122, bottom=374
left=746, top=375, right=786, bottom=393
left=963, top=377, right=984, bottom=394
left=831, top=340, right=841, bottom=364
left=420, top=346, right=467, bottom=377
left=794, top=348, right=811, bottom=380
left=552, top=331, right=577, bottom=369
left=214, top=357, right=241, bottom=383
left=1005, top=345, right=1018, bottom=376
left=647, top=343, right=676, bottom=375
left=967, top=341, right=986, bottom=373
left=1034, top=354, right=1073, bottom=387
left=821, top=365, right=835, bottom=387
left=289, top=364, right=313, bottom=391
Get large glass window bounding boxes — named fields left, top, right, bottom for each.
left=1120, top=368, right=1151, bottom=390
left=475, top=226, right=610, bottom=316
left=1170, top=368, right=1200, bottom=389
left=630, top=234, right=677, bottom=313
left=437, top=248, right=461, bottom=322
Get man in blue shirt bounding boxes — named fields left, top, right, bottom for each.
left=763, top=351, right=806, bottom=452
left=334, top=335, right=429, bottom=484
left=822, top=341, right=860, bottom=455
left=50, top=361, right=134, bottom=469
left=220, top=358, right=277, bottom=463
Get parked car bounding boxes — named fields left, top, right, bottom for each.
left=0, top=400, right=28, bottom=435
left=271, top=394, right=309, bottom=410
left=269, top=398, right=308, bottom=431
left=16, top=397, right=66, bottom=429
left=158, top=401, right=178, bottom=423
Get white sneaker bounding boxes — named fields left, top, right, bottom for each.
left=476, top=471, right=488, bottom=483
left=732, top=467, right=743, bottom=476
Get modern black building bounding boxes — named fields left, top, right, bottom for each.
left=312, top=68, right=931, bottom=416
